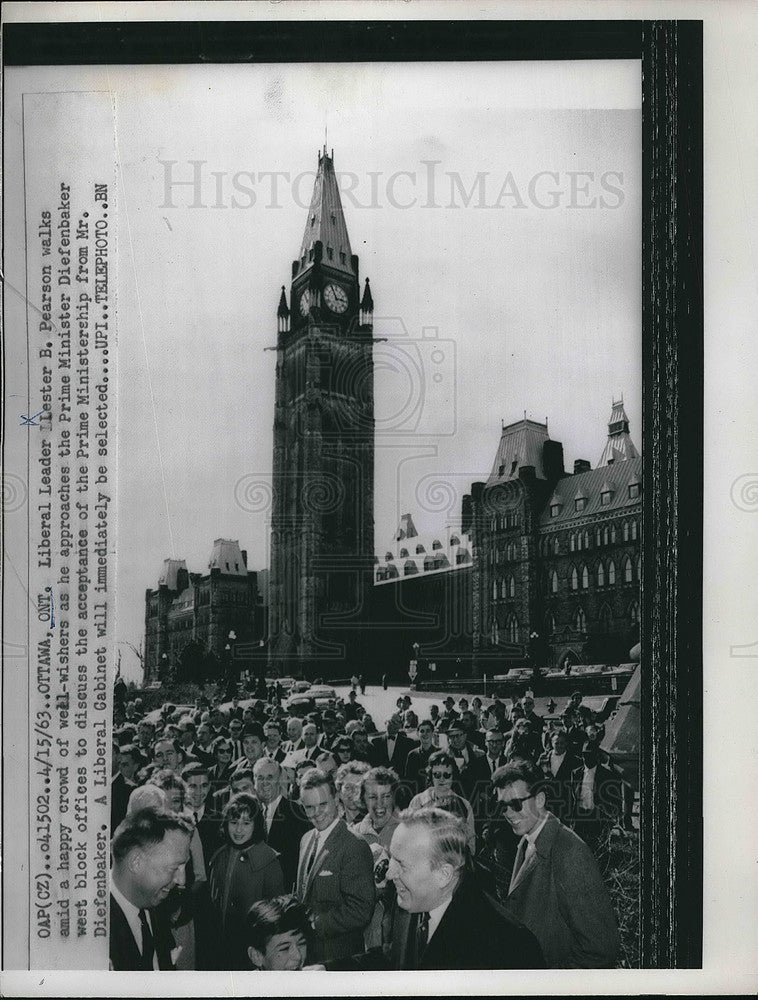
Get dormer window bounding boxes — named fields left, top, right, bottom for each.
left=575, top=497, right=586, bottom=512
left=601, top=490, right=611, bottom=506
left=415, top=544, right=426, bottom=554
left=399, top=548, right=409, bottom=558
left=629, top=482, right=640, bottom=499
left=550, top=503, right=560, bottom=518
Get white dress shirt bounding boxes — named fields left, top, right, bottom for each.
left=110, top=877, right=158, bottom=970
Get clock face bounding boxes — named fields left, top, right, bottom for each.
left=299, top=289, right=311, bottom=316
left=324, top=283, right=348, bottom=314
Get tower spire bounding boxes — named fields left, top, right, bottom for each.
left=298, top=148, right=354, bottom=278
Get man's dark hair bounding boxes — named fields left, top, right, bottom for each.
left=299, top=767, right=336, bottom=797
left=245, top=894, right=313, bottom=954
left=117, top=743, right=142, bottom=763
left=492, top=760, right=546, bottom=795
left=230, top=764, right=254, bottom=788
left=181, top=761, right=210, bottom=780
left=111, top=806, right=192, bottom=861
left=241, top=723, right=265, bottom=741
left=212, top=735, right=233, bottom=754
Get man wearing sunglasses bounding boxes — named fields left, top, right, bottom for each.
left=493, top=761, right=619, bottom=968
left=385, top=806, right=544, bottom=970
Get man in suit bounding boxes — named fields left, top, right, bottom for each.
left=459, top=710, right=486, bottom=750
left=386, top=806, right=544, bottom=970
left=110, top=807, right=193, bottom=970
left=300, top=722, right=322, bottom=761
left=369, top=715, right=418, bottom=775
left=403, top=719, right=437, bottom=795
left=445, top=719, right=491, bottom=809
left=570, top=741, right=624, bottom=861
left=296, top=768, right=375, bottom=962
left=537, top=729, right=582, bottom=826
left=281, top=716, right=305, bottom=754
left=319, top=710, right=342, bottom=752
left=111, top=744, right=141, bottom=831
left=439, top=696, right=460, bottom=727
left=483, top=729, right=508, bottom=778
left=520, top=696, right=545, bottom=743
left=495, top=760, right=619, bottom=967
left=263, top=719, right=287, bottom=762
left=254, top=757, right=310, bottom=891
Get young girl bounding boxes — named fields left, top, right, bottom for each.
left=209, top=793, right=285, bottom=969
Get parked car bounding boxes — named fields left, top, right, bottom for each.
left=308, top=685, right=338, bottom=708
left=283, top=694, right=316, bottom=717
left=292, top=680, right=312, bottom=693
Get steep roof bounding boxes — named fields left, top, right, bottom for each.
left=299, top=148, right=354, bottom=278
left=540, top=456, right=641, bottom=527
left=158, top=558, right=187, bottom=590
left=208, top=539, right=248, bottom=576
left=486, top=418, right=550, bottom=486
left=598, top=399, right=640, bottom=467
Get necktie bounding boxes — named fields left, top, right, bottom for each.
left=138, top=908, right=154, bottom=970
left=509, top=836, right=529, bottom=893
left=299, top=833, right=318, bottom=897
left=415, top=911, right=429, bottom=967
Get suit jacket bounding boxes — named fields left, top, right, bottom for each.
left=297, top=818, right=375, bottom=962
left=266, top=796, right=310, bottom=891
left=537, top=751, right=582, bottom=826
left=403, top=744, right=435, bottom=794
left=390, top=873, right=544, bottom=970
left=109, top=893, right=176, bottom=971
left=454, top=743, right=491, bottom=808
left=504, top=813, right=619, bottom=968
left=369, top=732, right=418, bottom=774
left=570, top=764, right=623, bottom=824
left=110, top=773, right=136, bottom=831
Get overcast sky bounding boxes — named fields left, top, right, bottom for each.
left=11, top=60, right=641, bottom=680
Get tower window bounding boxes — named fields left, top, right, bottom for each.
left=331, top=213, right=336, bottom=224
left=308, top=248, right=314, bottom=262
left=340, top=251, right=346, bottom=264
left=326, top=246, right=334, bottom=260
left=498, top=464, right=505, bottom=477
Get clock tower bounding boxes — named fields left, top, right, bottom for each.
left=268, top=147, right=375, bottom=677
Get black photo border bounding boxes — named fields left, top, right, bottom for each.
left=3, top=17, right=703, bottom=970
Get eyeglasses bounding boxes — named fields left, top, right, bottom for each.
left=500, top=793, right=535, bottom=813
left=431, top=770, right=453, bottom=779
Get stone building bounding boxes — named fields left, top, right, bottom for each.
left=267, top=148, right=375, bottom=677
left=466, top=401, right=641, bottom=673
left=143, top=538, right=260, bottom=683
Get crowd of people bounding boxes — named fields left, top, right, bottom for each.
left=109, top=684, right=633, bottom=971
